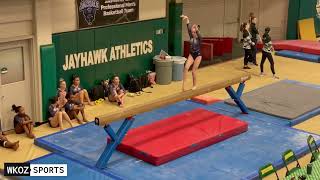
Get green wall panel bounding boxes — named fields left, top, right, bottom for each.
left=41, top=16, right=170, bottom=120
left=52, top=18, right=168, bottom=93
left=169, top=2, right=182, bottom=56
left=287, top=0, right=300, bottom=39
left=40, top=44, right=57, bottom=120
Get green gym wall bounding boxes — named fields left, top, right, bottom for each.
left=40, top=18, right=169, bottom=120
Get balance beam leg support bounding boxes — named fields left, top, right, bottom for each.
left=236, top=82, right=245, bottom=97
left=96, top=117, right=135, bottom=169
left=225, top=83, right=248, bottom=114
left=105, top=125, right=118, bottom=141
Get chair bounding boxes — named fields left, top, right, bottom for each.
left=307, top=135, right=320, bottom=163
left=258, top=163, right=279, bottom=180
left=282, top=149, right=301, bottom=176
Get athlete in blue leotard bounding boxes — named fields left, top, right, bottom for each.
left=181, top=15, right=202, bottom=91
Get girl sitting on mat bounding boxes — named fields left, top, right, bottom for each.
left=58, top=79, right=88, bottom=124
left=108, top=75, right=126, bottom=107
left=48, top=96, right=73, bottom=131
left=69, top=75, right=94, bottom=106
left=260, top=27, right=279, bottom=79
left=12, top=105, right=35, bottom=139
left=0, top=131, right=19, bottom=151
left=181, top=15, right=202, bottom=91
left=240, top=22, right=255, bottom=69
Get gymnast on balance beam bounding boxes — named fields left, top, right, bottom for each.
left=181, top=15, right=202, bottom=91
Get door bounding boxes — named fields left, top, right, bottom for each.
left=0, top=41, right=32, bottom=131
left=223, top=0, right=241, bottom=38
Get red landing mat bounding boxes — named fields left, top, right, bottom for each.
left=191, top=95, right=221, bottom=105
left=116, top=108, right=248, bottom=166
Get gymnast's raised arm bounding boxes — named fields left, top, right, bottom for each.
left=181, top=15, right=192, bottom=38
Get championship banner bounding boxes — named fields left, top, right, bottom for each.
left=77, top=0, right=139, bottom=29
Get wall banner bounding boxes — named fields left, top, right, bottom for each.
left=77, top=0, right=139, bottom=28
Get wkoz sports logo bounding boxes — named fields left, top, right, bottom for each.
left=79, top=0, right=100, bottom=25
left=4, top=163, right=67, bottom=176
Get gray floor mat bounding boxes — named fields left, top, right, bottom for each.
left=225, top=81, right=320, bottom=119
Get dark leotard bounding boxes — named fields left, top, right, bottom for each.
left=187, top=23, right=202, bottom=59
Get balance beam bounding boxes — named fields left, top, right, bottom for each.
left=95, top=74, right=251, bottom=127
left=95, top=71, right=251, bottom=169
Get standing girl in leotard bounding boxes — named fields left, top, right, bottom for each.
left=181, top=15, right=202, bottom=91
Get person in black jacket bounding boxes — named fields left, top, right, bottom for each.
left=240, top=22, right=255, bottom=69
left=249, top=16, right=261, bottom=65
left=249, top=12, right=254, bottom=24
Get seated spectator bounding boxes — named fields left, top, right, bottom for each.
left=0, top=132, right=19, bottom=151
left=69, top=75, right=94, bottom=106
left=58, top=79, right=88, bottom=124
left=48, top=97, right=73, bottom=131
left=108, top=75, right=126, bottom=107
left=12, top=105, right=35, bottom=139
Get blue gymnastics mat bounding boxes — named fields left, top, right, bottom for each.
left=21, top=153, right=121, bottom=180
left=35, top=101, right=320, bottom=180
left=224, top=80, right=320, bottom=126
left=275, top=50, right=320, bottom=63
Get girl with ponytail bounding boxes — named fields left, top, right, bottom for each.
left=181, top=15, right=202, bottom=91
left=12, top=104, right=35, bottom=139
left=260, top=27, right=279, bottom=79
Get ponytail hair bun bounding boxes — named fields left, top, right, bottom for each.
left=12, top=104, right=21, bottom=113
left=240, top=22, right=248, bottom=32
